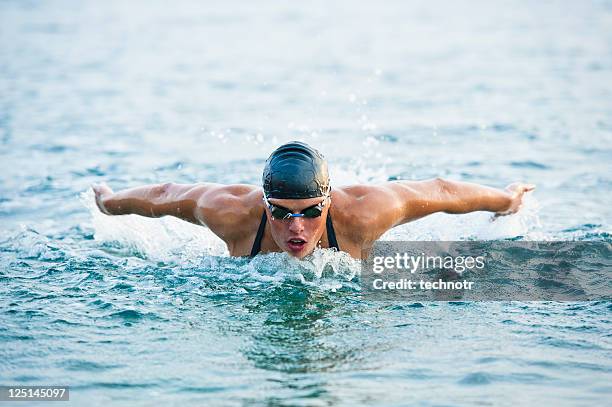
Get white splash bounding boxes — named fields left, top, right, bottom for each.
left=228, top=248, right=362, bottom=292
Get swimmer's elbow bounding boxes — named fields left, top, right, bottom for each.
left=433, top=177, right=454, bottom=196
left=432, top=178, right=467, bottom=214
left=154, top=182, right=174, bottom=200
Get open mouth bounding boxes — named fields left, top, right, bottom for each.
left=287, top=238, right=307, bottom=252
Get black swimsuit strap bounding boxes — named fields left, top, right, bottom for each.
left=249, top=210, right=340, bottom=257
left=326, top=211, right=340, bottom=251
left=250, top=210, right=267, bottom=257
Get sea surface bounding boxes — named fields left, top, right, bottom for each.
left=1, top=0, right=611, bottom=405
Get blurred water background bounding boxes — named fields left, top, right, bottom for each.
left=1, top=0, right=611, bottom=405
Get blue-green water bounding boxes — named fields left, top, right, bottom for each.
left=1, top=0, right=611, bottom=405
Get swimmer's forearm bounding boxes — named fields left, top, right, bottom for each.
left=102, top=183, right=176, bottom=217
left=436, top=179, right=512, bottom=214
left=102, top=184, right=197, bottom=223
left=388, top=178, right=513, bottom=225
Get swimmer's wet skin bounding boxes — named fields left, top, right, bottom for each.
left=92, top=141, right=535, bottom=259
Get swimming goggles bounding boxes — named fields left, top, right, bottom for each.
left=263, top=195, right=329, bottom=220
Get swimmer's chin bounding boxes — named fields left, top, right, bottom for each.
left=283, top=245, right=317, bottom=259
left=285, top=246, right=336, bottom=260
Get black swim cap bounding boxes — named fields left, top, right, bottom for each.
left=262, top=141, right=331, bottom=199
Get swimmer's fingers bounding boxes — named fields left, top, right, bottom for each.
left=505, top=182, right=536, bottom=195
left=91, top=183, right=110, bottom=198
left=492, top=182, right=536, bottom=220
left=491, top=211, right=512, bottom=221
left=517, top=183, right=536, bottom=194
left=491, top=209, right=514, bottom=220
left=91, top=183, right=113, bottom=215
left=523, top=184, right=536, bottom=192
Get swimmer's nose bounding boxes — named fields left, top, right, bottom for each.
left=288, top=216, right=305, bottom=233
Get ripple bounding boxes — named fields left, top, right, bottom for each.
left=75, top=382, right=158, bottom=390
left=110, top=282, right=135, bottom=292
left=107, top=309, right=146, bottom=321
left=179, top=385, right=227, bottom=394
left=60, top=359, right=123, bottom=372
left=90, top=299, right=113, bottom=309
left=51, top=319, right=84, bottom=326
left=539, top=336, right=604, bottom=350
left=407, top=302, right=425, bottom=308
left=509, top=161, right=550, bottom=170
left=528, top=360, right=609, bottom=373
left=106, top=309, right=164, bottom=322
left=0, top=334, right=35, bottom=341
left=458, top=372, right=493, bottom=386
left=373, top=133, right=398, bottom=143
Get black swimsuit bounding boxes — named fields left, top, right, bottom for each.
left=249, top=211, right=340, bottom=257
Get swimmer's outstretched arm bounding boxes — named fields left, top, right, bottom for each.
left=350, top=178, right=535, bottom=241
left=92, top=182, right=218, bottom=224
left=91, top=182, right=259, bottom=242
left=388, top=178, right=535, bottom=224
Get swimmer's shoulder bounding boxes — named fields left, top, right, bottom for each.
left=194, top=184, right=264, bottom=240
left=332, top=184, right=393, bottom=208
left=197, top=184, right=263, bottom=218
left=331, top=185, right=389, bottom=243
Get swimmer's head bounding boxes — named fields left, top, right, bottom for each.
left=262, top=141, right=331, bottom=258
left=262, top=141, right=330, bottom=199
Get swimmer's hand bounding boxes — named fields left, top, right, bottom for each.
left=493, top=182, right=535, bottom=218
left=92, top=183, right=114, bottom=215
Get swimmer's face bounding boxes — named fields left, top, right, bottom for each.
left=265, top=196, right=330, bottom=259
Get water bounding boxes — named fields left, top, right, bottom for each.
left=1, top=0, right=611, bottom=405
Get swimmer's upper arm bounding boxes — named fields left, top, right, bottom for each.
left=149, top=182, right=219, bottom=224
left=193, top=184, right=260, bottom=241
left=337, top=184, right=406, bottom=243
left=147, top=183, right=258, bottom=237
